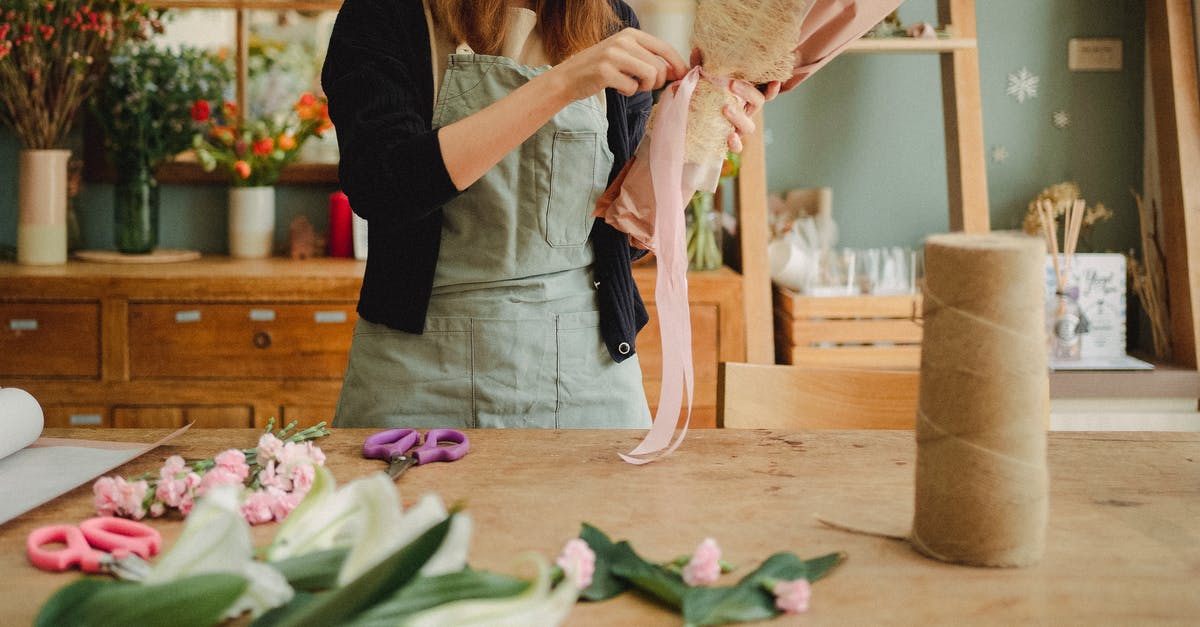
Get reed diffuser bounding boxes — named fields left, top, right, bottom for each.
left=1037, top=198, right=1087, bottom=359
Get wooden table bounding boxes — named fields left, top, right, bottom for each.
left=1, top=429, right=1197, bottom=624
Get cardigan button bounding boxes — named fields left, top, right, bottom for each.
left=618, top=342, right=631, bottom=355
left=593, top=280, right=601, bottom=289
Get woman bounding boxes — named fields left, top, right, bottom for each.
left=323, top=0, right=772, bottom=429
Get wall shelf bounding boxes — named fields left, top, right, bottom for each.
left=845, top=37, right=978, bottom=54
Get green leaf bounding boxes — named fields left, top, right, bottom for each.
left=578, top=523, right=628, bottom=601
left=268, top=548, right=349, bottom=592
left=252, top=514, right=455, bottom=626
left=35, top=574, right=248, bottom=627
left=344, top=569, right=530, bottom=626
left=608, top=541, right=687, bottom=610
left=680, top=552, right=847, bottom=627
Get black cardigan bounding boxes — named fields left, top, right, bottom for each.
left=321, top=0, right=651, bottom=362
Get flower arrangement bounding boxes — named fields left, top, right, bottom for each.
left=0, top=0, right=159, bottom=149
left=91, top=42, right=230, bottom=174
left=686, top=152, right=740, bottom=271
left=190, top=92, right=332, bottom=187
left=47, top=461, right=845, bottom=625
left=1021, top=182, right=1112, bottom=252
left=91, top=419, right=330, bottom=525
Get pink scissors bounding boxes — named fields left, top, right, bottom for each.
left=362, top=428, right=470, bottom=481
left=27, top=516, right=161, bottom=580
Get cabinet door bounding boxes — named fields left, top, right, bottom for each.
left=113, top=405, right=253, bottom=428
left=637, top=303, right=721, bottom=428
left=128, top=303, right=356, bottom=379
left=0, top=302, right=100, bottom=377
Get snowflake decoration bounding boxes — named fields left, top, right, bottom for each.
left=1006, top=67, right=1039, bottom=103
left=991, top=145, right=1009, bottom=163
left=1052, top=110, right=1071, bottom=129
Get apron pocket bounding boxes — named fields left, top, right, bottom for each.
left=555, top=311, right=651, bottom=429
left=545, top=130, right=600, bottom=247
left=471, top=318, right=558, bottom=428
left=334, top=318, right=473, bottom=428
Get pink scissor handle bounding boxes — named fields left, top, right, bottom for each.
left=27, top=525, right=106, bottom=573
left=80, top=516, right=161, bottom=559
left=363, top=428, right=421, bottom=460
left=413, top=429, right=470, bottom=465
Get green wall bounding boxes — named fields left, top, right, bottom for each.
left=0, top=0, right=1145, bottom=256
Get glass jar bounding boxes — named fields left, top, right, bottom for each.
left=1047, top=289, right=1086, bottom=360
left=686, top=191, right=723, bottom=271
left=113, top=161, right=159, bottom=254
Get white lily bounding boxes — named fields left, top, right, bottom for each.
left=143, top=485, right=294, bottom=618
left=264, top=466, right=363, bottom=561
left=401, top=553, right=581, bottom=627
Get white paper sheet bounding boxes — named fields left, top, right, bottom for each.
left=0, top=425, right=190, bottom=525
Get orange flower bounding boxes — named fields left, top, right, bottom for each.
left=234, top=160, right=251, bottom=179
left=294, top=93, right=321, bottom=121
left=222, top=101, right=237, bottom=119
left=252, top=137, right=274, bottom=156
left=276, top=134, right=296, bottom=151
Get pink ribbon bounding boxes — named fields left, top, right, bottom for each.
left=620, top=67, right=704, bottom=465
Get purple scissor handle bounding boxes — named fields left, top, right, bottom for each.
left=27, top=516, right=161, bottom=580
left=362, top=428, right=470, bottom=480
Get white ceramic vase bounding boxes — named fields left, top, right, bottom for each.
left=228, top=186, right=276, bottom=259
left=17, top=149, right=71, bottom=265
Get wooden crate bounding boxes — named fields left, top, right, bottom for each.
left=773, top=285, right=922, bottom=369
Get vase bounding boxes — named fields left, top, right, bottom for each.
left=686, top=191, right=723, bottom=271
left=17, top=149, right=71, bottom=265
left=228, top=186, right=276, bottom=259
left=113, top=162, right=160, bottom=254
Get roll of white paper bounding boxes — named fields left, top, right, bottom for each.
left=0, top=388, right=44, bottom=460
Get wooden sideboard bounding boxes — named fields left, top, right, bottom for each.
left=0, top=257, right=743, bottom=429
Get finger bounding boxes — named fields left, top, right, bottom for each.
left=761, top=80, right=782, bottom=102
left=727, top=131, right=744, bottom=154
left=728, top=80, right=765, bottom=116
left=613, top=50, right=663, bottom=92
left=624, top=28, right=688, bottom=78
left=722, top=103, right=755, bottom=137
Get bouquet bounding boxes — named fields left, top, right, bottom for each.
left=190, top=92, right=332, bottom=187
left=0, top=0, right=159, bottom=149
left=92, top=419, right=330, bottom=525
left=595, top=0, right=903, bottom=465
left=92, top=42, right=230, bottom=174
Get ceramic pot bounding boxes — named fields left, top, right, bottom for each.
left=17, top=149, right=71, bottom=265
left=228, top=186, right=275, bottom=258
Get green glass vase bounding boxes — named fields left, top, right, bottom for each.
left=113, top=162, right=160, bottom=254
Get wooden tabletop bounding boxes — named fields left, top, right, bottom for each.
left=1, top=428, right=1197, bottom=625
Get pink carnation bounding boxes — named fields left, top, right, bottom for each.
left=772, top=579, right=812, bottom=614
left=214, top=449, right=250, bottom=482
left=268, top=489, right=304, bottom=521
left=93, top=476, right=149, bottom=520
left=556, top=538, right=596, bottom=589
left=682, top=538, right=722, bottom=586
left=241, top=489, right=277, bottom=525
left=256, top=433, right=284, bottom=461
left=197, top=465, right=247, bottom=495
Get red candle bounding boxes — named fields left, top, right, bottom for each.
left=328, top=191, right=353, bottom=258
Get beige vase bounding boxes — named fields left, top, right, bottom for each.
left=17, top=149, right=71, bottom=265
left=228, top=186, right=276, bottom=259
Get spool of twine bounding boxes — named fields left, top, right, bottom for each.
left=912, top=232, right=1049, bottom=567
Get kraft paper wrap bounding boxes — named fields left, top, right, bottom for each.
left=912, top=232, right=1049, bottom=567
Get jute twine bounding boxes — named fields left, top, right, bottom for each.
left=912, top=232, right=1050, bottom=567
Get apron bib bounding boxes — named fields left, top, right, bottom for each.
left=334, top=48, right=651, bottom=430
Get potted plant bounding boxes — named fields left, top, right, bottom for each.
left=190, top=93, right=332, bottom=258
left=0, top=0, right=157, bottom=264
left=92, top=43, right=230, bottom=254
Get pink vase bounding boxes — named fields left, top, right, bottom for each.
left=17, top=149, right=71, bottom=265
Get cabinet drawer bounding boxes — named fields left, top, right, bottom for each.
left=129, top=303, right=356, bottom=379
left=113, top=405, right=253, bottom=428
left=0, top=302, right=100, bottom=377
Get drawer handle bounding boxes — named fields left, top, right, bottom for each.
left=70, top=413, right=103, bottom=426
left=253, top=331, right=272, bottom=349
left=175, top=310, right=202, bottom=323
left=249, top=309, right=276, bottom=322
left=9, top=318, right=38, bottom=331
left=314, top=311, right=347, bottom=324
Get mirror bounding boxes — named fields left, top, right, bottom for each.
left=85, top=0, right=341, bottom=185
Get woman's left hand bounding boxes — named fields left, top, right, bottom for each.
left=722, top=79, right=781, bottom=153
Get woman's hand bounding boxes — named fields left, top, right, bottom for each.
left=721, top=79, right=781, bottom=153
left=550, top=28, right=689, bottom=101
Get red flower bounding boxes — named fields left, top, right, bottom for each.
left=234, top=160, right=251, bottom=179
left=252, top=137, right=273, bottom=156
left=190, top=100, right=211, bottom=122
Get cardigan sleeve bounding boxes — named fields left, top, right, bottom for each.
left=321, top=0, right=461, bottom=226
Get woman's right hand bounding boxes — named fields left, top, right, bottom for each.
left=550, top=28, right=689, bottom=101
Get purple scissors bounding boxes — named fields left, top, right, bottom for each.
left=362, top=428, right=470, bottom=480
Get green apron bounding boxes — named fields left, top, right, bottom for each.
left=333, top=49, right=651, bottom=430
